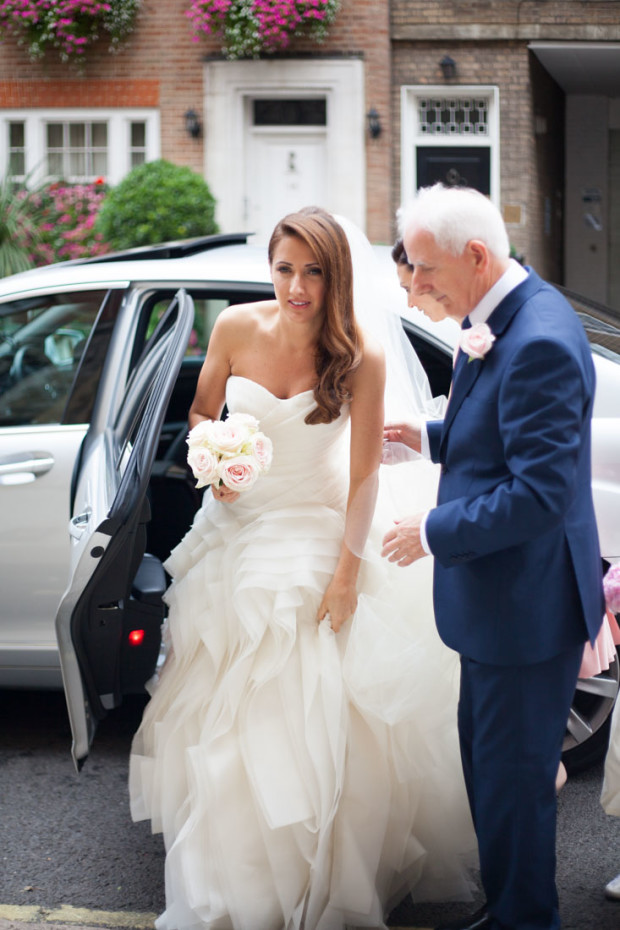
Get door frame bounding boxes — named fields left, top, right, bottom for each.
left=400, top=84, right=501, bottom=207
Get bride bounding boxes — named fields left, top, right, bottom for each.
left=129, top=207, right=477, bottom=930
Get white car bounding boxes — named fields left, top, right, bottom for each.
left=0, top=235, right=617, bottom=770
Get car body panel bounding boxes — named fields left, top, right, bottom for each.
left=0, top=424, right=87, bottom=686
left=591, top=417, right=620, bottom=560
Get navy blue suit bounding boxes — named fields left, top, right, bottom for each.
left=425, top=269, right=604, bottom=929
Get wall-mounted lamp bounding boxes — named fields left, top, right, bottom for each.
left=439, top=55, right=457, bottom=80
left=366, top=107, right=382, bottom=139
left=184, top=108, right=202, bottom=139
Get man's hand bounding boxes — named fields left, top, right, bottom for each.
left=383, top=420, right=422, bottom=454
left=381, top=513, right=426, bottom=566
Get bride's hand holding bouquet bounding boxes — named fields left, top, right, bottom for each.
left=187, top=412, right=273, bottom=504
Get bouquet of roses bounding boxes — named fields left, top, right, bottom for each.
left=186, top=412, right=273, bottom=492
left=603, top=562, right=620, bottom=614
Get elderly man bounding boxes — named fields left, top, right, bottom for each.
left=382, top=184, right=604, bottom=930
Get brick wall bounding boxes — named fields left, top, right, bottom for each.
left=0, top=0, right=394, bottom=241
left=0, top=0, right=211, bottom=176
left=392, top=40, right=535, bottom=256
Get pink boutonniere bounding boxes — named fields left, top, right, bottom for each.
left=460, top=322, right=496, bottom=363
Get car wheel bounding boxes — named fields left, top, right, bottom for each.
left=562, top=647, right=620, bottom=774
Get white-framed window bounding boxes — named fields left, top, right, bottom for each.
left=0, top=109, right=160, bottom=185
left=400, top=85, right=500, bottom=206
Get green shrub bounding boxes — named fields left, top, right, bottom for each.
left=95, top=159, right=218, bottom=250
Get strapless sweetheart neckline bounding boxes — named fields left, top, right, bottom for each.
left=228, top=374, right=315, bottom=401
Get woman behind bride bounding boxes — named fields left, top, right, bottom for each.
left=129, top=206, right=477, bottom=930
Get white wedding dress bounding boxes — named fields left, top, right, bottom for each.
left=129, top=375, right=477, bottom=930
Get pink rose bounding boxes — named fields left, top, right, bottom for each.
left=219, top=455, right=261, bottom=491
left=187, top=445, right=219, bottom=488
left=603, top=563, right=620, bottom=614
left=460, top=322, right=496, bottom=362
left=249, top=433, right=273, bottom=472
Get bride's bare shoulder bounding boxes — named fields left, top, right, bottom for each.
left=359, top=328, right=386, bottom=371
left=219, top=299, right=276, bottom=326
left=348, top=329, right=385, bottom=402
left=213, top=299, right=278, bottom=340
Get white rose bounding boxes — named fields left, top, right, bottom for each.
left=187, top=419, right=213, bottom=445
left=207, top=418, right=251, bottom=456
left=226, top=411, right=259, bottom=432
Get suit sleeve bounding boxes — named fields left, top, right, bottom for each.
left=426, top=337, right=592, bottom=566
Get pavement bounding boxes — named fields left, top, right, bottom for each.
left=0, top=906, right=428, bottom=930
left=0, top=905, right=156, bottom=929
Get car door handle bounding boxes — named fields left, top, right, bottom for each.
left=0, top=451, right=55, bottom=484
left=69, top=509, right=92, bottom=540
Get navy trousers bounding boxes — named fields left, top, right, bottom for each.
left=458, top=643, right=584, bottom=930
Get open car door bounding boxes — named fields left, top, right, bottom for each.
left=55, top=289, right=194, bottom=770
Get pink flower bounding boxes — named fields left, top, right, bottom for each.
left=219, top=455, right=262, bottom=491
left=249, top=432, right=273, bottom=472
left=603, top=563, right=620, bottom=614
left=187, top=445, right=220, bottom=488
left=460, top=322, right=496, bottom=362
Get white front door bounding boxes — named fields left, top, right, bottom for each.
left=246, top=130, right=327, bottom=243
left=205, top=59, right=366, bottom=235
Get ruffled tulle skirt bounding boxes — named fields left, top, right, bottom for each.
left=129, top=462, right=477, bottom=930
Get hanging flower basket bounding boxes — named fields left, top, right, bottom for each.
left=186, top=0, right=340, bottom=60
left=0, top=0, right=141, bottom=63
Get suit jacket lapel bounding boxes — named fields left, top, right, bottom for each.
left=440, top=268, right=544, bottom=457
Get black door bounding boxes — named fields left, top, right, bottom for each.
left=417, top=146, right=491, bottom=194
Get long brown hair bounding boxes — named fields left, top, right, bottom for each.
left=268, top=206, right=362, bottom=424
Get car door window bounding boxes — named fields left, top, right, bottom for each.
left=0, top=290, right=109, bottom=427
left=143, top=289, right=272, bottom=361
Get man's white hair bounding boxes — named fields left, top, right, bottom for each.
left=397, top=184, right=510, bottom=260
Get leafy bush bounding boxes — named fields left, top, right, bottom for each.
left=17, top=179, right=111, bottom=266
left=95, top=159, right=219, bottom=250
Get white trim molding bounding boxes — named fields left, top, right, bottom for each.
left=400, top=85, right=500, bottom=206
